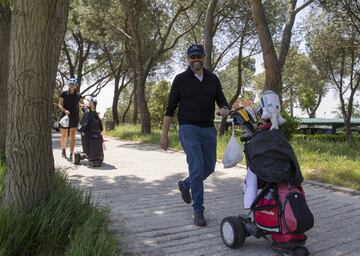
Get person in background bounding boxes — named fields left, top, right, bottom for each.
left=160, top=44, right=230, bottom=227
left=58, top=78, right=83, bottom=161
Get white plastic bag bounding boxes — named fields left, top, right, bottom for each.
left=222, top=121, right=244, bottom=168
left=59, top=115, right=69, bottom=128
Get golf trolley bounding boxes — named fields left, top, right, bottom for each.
left=220, top=183, right=310, bottom=256
left=74, top=102, right=104, bottom=167
left=219, top=109, right=313, bottom=256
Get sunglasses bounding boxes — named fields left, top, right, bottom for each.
left=189, top=54, right=204, bottom=60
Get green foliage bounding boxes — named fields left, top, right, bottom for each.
left=282, top=48, right=327, bottom=117
left=332, top=102, right=360, bottom=119
left=218, top=55, right=256, bottom=103
left=0, top=172, right=120, bottom=256
left=294, top=134, right=360, bottom=142
left=292, top=136, right=360, bottom=190
left=279, top=111, right=300, bottom=141
left=107, top=124, right=182, bottom=151
left=117, top=86, right=135, bottom=124
left=147, top=80, right=171, bottom=129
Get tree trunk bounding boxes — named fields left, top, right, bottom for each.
left=126, top=1, right=151, bottom=133
left=137, top=77, right=151, bottom=134
left=251, top=0, right=282, bottom=95
left=112, top=77, right=121, bottom=126
left=219, top=27, right=247, bottom=135
left=278, top=0, right=297, bottom=70
left=344, top=116, right=352, bottom=142
left=123, top=87, right=135, bottom=123
left=132, top=70, right=138, bottom=124
left=308, top=93, right=322, bottom=118
left=3, top=0, right=69, bottom=209
left=204, top=0, right=218, bottom=72
left=0, top=3, right=11, bottom=152
left=289, top=87, right=294, bottom=118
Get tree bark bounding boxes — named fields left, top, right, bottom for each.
left=251, top=0, right=282, bottom=95
left=132, top=70, right=138, bottom=124
left=278, top=0, right=297, bottom=70
left=0, top=3, right=11, bottom=152
left=251, top=0, right=313, bottom=97
left=126, top=1, right=151, bottom=133
left=112, top=76, right=121, bottom=126
left=112, top=71, right=129, bottom=126
left=123, top=87, right=135, bottom=123
left=3, top=0, right=69, bottom=209
left=204, top=0, right=218, bottom=72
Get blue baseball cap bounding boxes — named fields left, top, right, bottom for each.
left=187, top=44, right=205, bottom=57
left=67, top=78, right=77, bottom=85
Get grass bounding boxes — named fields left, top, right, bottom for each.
left=107, top=124, right=360, bottom=190
left=0, top=151, right=5, bottom=199
left=292, top=136, right=360, bottom=190
left=107, top=124, right=233, bottom=159
left=0, top=155, right=121, bottom=256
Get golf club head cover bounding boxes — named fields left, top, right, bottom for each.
left=231, top=110, right=255, bottom=133
left=260, top=90, right=285, bottom=130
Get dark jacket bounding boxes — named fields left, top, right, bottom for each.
left=78, top=111, right=103, bottom=134
left=245, top=129, right=303, bottom=185
left=165, top=67, right=228, bottom=127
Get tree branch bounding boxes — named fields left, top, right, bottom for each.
left=159, top=9, right=204, bottom=55
left=108, top=22, right=132, bottom=40
left=294, top=0, right=315, bottom=15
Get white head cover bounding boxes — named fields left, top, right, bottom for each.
left=84, top=96, right=97, bottom=107
left=260, top=90, right=285, bottom=130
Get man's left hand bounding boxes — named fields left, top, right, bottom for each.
left=219, top=107, right=230, bottom=118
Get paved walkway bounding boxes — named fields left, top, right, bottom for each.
left=53, top=133, right=360, bottom=256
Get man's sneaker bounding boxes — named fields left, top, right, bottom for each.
left=193, top=212, right=207, bottom=227
left=178, top=180, right=191, bottom=204
left=61, top=149, right=66, bottom=158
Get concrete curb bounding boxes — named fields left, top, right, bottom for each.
left=303, top=180, right=360, bottom=196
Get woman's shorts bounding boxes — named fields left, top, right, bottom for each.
left=59, top=113, right=79, bottom=129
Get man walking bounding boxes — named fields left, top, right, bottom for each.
left=160, top=44, right=229, bottom=226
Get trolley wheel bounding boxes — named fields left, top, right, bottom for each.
left=220, top=216, right=246, bottom=249
left=74, top=152, right=81, bottom=165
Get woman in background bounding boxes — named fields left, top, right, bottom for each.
left=58, top=78, right=83, bottom=161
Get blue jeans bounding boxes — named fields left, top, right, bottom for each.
left=179, top=124, right=217, bottom=214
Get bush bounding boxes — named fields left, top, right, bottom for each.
left=0, top=172, right=120, bottom=256
left=294, top=134, right=360, bottom=142
left=280, top=112, right=300, bottom=140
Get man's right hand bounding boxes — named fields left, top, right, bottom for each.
left=160, top=135, right=169, bottom=151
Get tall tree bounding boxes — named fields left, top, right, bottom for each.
left=148, top=80, right=171, bottom=129
left=204, top=0, right=218, bottom=72
left=102, top=46, right=131, bottom=126
left=3, top=0, right=69, bottom=209
left=57, top=0, right=109, bottom=94
left=216, top=0, right=285, bottom=134
left=308, top=13, right=360, bottom=141
left=283, top=48, right=327, bottom=118
left=250, top=0, right=314, bottom=95
left=121, top=0, right=201, bottom=134
left=0, top=2, right=11, bottom=151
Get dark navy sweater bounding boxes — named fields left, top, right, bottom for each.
left=165, top=67, right=229, bottom=127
